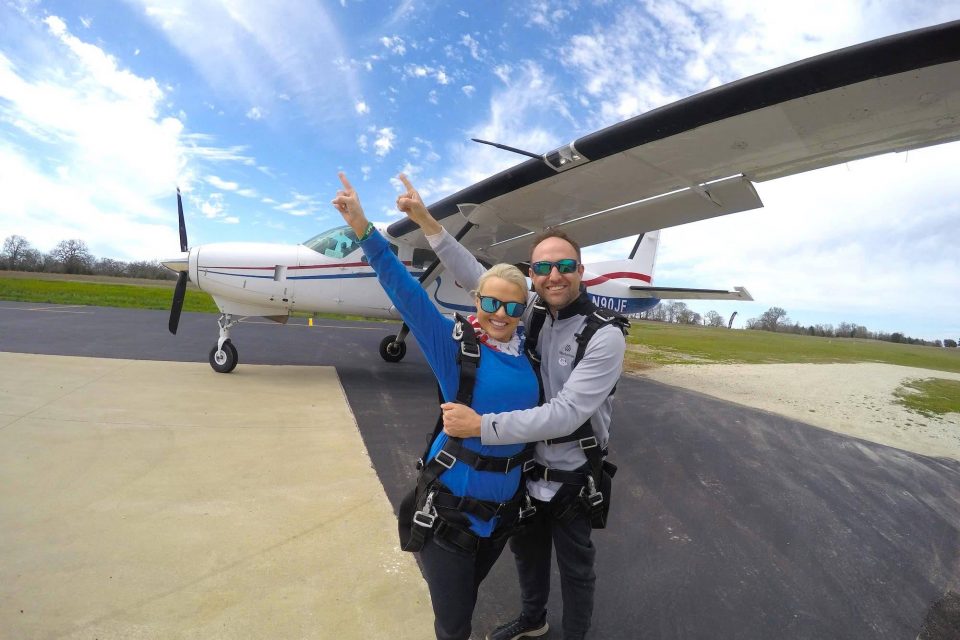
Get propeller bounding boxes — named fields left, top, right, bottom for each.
left=168, top=188, right=189, bottom=335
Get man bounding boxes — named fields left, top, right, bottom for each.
left=396, top=175, right=627, bottom=640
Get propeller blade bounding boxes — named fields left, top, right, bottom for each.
left=169, top=271, right=188, bottom=335
left=177, top=187, right=188, bottom=252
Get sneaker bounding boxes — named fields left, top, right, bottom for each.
left=486, top=612, right=549, bottom=640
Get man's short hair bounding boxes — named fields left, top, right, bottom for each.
left=529, top=228, right=581, bottom=262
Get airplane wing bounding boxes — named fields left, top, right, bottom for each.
left=385, top=20, right=960, bottom=264
left=630, top=286, right=753, bottom=301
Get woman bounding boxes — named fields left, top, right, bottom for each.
left=331, top=173, right=539, bottom=640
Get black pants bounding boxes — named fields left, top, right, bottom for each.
left=418, top=532, right=509, bottom=640
left=511, top=498, right=596, bottom=640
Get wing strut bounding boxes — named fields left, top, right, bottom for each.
left=380, top=221, right=476, bottom=363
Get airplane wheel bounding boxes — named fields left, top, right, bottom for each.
left=379, top=334, right=406, bottom=363
left=209, top=339, right=239, bottom=373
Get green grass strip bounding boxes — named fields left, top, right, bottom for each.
left=626, top=321, right=960, bottom=373
left=894, top=378, right=960, bottom=416
left=0, top=277, right=218, bottom=313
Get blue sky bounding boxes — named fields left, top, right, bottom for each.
left=1, top=1, right=959, bottom=340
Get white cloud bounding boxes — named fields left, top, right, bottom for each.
left=374, top=127, right=395, bottom=157
left=357, top=133, right=368, bottom=152
left=355, top=100, right=369, bottom=114
left=461, top=85, right=475, bottom=97
left=129, top=0, right=358, bottom=128
left=246, top=106, right=263, bottom=120
left=206, top=175, right=238, bottom=191
left=461, top=34, right=481, bottom=60
left=380, top=35, right=407, bottom=55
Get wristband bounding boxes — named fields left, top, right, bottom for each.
left=357, top=221, right=375, bottom=242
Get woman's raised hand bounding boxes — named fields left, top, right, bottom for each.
left=331, top=172, right=369, bottom=236
left=396, top=174, right=442, bottom=235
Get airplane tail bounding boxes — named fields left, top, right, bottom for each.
left=626, top=230, right=660, bottom=283
left=584, top=230, right=660, bottom=287
left=583, top=230, right=751, bottom=315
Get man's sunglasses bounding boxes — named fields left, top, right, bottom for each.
left=531, top=259, right=578, bottom=276
left=478, top=295, right=527, bottom=318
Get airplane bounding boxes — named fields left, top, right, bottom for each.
left=162, top=20, right=960, bottom=373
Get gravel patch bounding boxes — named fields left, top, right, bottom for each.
left=636, top=362, right=960, bottom=461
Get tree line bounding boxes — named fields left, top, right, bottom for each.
left=1, top=235, right=174, bottom=280
left=636, top=301, right=957, bottom=348
left=3, top=233, right=957, bottom=347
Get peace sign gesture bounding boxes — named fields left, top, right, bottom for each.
left=396, top=174, right=441, bottom=235
left=331, top=172, right=369, bottom=236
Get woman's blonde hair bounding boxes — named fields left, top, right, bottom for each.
left=474, top=263, right=528, bottom=301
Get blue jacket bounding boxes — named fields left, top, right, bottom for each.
left=361, top=231, right=539, bottom=536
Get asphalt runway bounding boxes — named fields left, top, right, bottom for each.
left=2, top=301, right=959, bottom=639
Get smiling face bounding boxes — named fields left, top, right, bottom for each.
left=529, top=236, right=584, bottom=313
left=474, top=276, right=527, bottom=343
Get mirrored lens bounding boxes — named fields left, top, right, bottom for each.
left=478, top=296, right=526, bottom=317
left=532, top=259, right=578, bottom=275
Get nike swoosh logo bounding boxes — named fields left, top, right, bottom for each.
left=492, top=420, right=499, bottom=437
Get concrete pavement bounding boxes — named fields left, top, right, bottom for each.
left=0, top=352, right=433, bottom=639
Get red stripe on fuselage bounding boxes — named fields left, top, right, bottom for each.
left=200, top=261, right=412, bottom=270
left=582, top=271, right=652, bottom=286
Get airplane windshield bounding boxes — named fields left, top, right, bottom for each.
left=301, top=225, right=362, bottom=259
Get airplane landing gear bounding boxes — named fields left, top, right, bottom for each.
left=210, top=313, right=240, bottom=373
left=209, top=340, right=238, bottom=373
left=379, top=323, right=410, bottom=363
left=379, top=334, right=406, bottom=363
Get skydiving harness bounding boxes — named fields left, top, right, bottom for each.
left=523, top=296, right=629, bottom=529
left=398, top=314, right=538, bottom=554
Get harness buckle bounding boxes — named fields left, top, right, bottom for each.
left=519, top=495, right=537, bottom=520
left=415, top=458, right=424, bottom=471
left=434, top=449, right=457, bottom=470
left=460, top=340, right=480, bottom=359
left=413, top=491, right=437, bottom=529
left=582, top=475, right=604, bottom=507
left=522, top=458, right=536, bottom=473
left=579, top=436, right=599, bottom=450
left=452, top=321, right=464, bottom=341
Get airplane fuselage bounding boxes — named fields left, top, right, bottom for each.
left=178, top=240, right=660, bottom=319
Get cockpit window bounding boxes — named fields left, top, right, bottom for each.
left=301, top=225, right=362, bottom=259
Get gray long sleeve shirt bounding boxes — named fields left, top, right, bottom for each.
left=427, top=228, right=626, bottom=501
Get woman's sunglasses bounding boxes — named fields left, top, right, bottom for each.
left=531, top=259, right=578, bottom=276
left=477, top=295, right=527, bottom=318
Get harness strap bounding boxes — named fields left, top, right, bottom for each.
left=528, top=463, right=589, bottom=486
left=432, top=485, right=528, bottom=523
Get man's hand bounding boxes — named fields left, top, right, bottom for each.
left=331, top=172, right=368, bottom=236
left=441, top=402, right=482, bottom=438
left=396, top=174, right=442, bottom=235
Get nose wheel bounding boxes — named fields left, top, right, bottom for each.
left=209, top=313, right=241, bottom=373
left=209, top=339, right=239, bottom=373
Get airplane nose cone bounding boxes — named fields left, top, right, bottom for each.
left=161, top=252, right=189, bottom=273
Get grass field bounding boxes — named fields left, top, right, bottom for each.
left=3, top=274, right=959, bottom=375
left=625, top=320, right=960, bottom=374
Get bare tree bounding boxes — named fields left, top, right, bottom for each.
left=94, top=257, right=128, bottom=277
left=704, top=310, right=724, bottom=327
left=757, top=306, right=790, bottom=332
left=2, top=235, right=31, bottom=270
left=50, top=239, right=94, bottom=274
